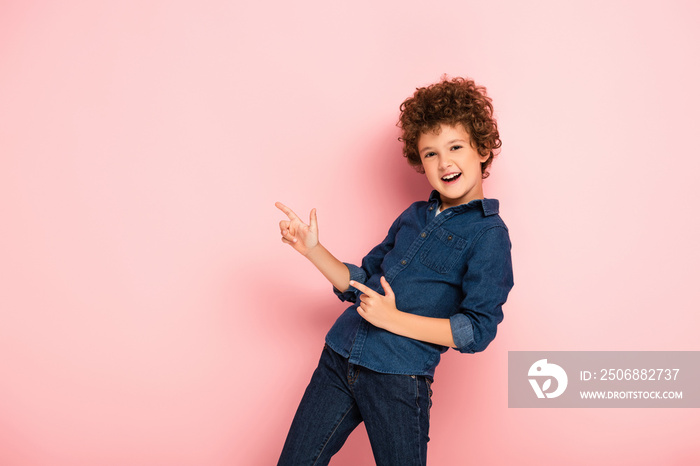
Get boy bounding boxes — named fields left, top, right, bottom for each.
left=276, top=76, right=514, bottom=465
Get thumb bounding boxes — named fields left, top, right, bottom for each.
left=309, top=208, right=318, bottom=232
left=380, top=276, right=394, bottom=299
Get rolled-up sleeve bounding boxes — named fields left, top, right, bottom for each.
left=451, top=225, right=514, bottom=353
left=333, top=262, right=367, bottom=303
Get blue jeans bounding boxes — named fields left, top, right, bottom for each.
left=278, top=345, right=432, bottom=465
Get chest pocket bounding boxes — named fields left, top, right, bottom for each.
left=419, top=227, right=468, bottom=274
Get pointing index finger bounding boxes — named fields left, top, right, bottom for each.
left=349, top=280, right=375, bottom=296
left=275, top=202, right=300, bottom=220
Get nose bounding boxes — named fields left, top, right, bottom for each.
left=438, top=153, right=452, bottom=170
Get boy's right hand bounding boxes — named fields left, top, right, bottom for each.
left=275, top=202, right=319, bottom=257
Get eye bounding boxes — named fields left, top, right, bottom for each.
left=450, top=145, right=462, bottom=151
left=423, top=151, right=437, bottom=159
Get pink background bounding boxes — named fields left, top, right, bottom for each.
left=2, top=1, right=699, bottom=465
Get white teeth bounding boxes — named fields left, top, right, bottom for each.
left=442, top=173, right=461, bottom=181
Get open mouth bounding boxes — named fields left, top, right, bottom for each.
left=441, top=172, right=462, bottom=183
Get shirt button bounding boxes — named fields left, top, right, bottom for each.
left=429, top=206, right=434, bottom=211
left=447, top=235, right=453, bottom=240
left=401, top=260, right=407, bottom=265
left=421, top=232, right=427, bottom=238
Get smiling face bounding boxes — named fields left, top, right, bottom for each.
left=418, top=123, right=490, bottom=210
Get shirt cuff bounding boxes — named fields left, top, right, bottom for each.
left=449, top=313, right=476, bottom=353
left=332, top=263, right=367, bottom=302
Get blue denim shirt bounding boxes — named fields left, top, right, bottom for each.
left=325, top=190, right=514, bottom=379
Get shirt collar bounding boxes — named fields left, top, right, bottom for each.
left=428, top=190, right=500, bottom=216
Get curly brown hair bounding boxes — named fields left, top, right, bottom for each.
left=398, top=76, right=501, bottom=178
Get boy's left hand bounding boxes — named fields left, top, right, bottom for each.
left=351, top=277, right=399, bottom=330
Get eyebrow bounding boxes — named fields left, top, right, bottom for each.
left=419, top=139, right=468, bottom=154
